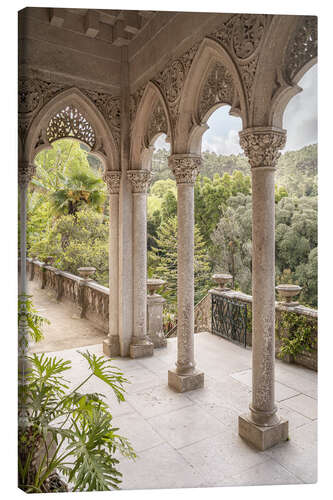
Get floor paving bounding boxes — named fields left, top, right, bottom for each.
left=29, top=283, right=318, bottom=490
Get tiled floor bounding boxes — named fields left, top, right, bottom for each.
left=38, top=334, right=317, bottom=490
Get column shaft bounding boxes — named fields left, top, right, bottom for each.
left=176, top=183, right=195, bottom=374
left=168, top=154, right=204, bottom=392
left=127, top=170, right=153, bottom=358
left=238, top=127, right=288, bottom=450
left=103, top=171, right=121, bottom=357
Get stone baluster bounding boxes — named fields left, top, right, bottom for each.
left=18, top=161, right=36, bottom=377
left=168, top=154, right=204, bottom=392
left=238, top=127, right=288, bottom=450
left=77, top=267, right=95, bottom=319
left=147, top=279, right=167, bottom=348
left=55, top=271, right=64, bottom=302
left=102, top=171, right=122, bottom=357
left=127, top=170, right=154, bottom=358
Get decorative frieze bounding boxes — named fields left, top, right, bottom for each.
left=198, top=62, right=234, bottom=120
left=103, top=170, right=122, bottom=194
left=145, top=102, right=168, bottom=146
left=284, top=16, right=317, bottom=83
left=239, top=128, right=286, bottom=169
left=169, top=154, right=202, bottom=185
left=46, top=105, right=96, bottom=148
left=18, top=162, right=36, bottom=187
left=18, top=78, right=120, bottom=147
left=127, top=169, right=152, bottom=193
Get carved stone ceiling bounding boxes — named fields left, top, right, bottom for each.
left=50, top=8, right=156, bottom=47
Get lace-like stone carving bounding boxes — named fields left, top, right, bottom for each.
left=232, top=15, right=266, bottom=60
left=18, top=162, right=36, bottom=187
left=169, top=154, right=202, bottom=184
left=127, top=170, right=152, bottom=193
left=103, top=171, right=121, bottom=194
left=146, top=102, right=168, bottom=146
left=199, top=63, right=234, bottom=120
left=285, top=16, right=317, bottom=82
left=46, top=105, right=96, bottom=148
left=239, top=128, right=286, bottom=169
left=18, top=78, right=120, bottom=147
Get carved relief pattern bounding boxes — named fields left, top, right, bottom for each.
left=199, top=63, right=234, bottom=120
left=82, top=90, right=121, bottom=147
left=210, top=14, right=267, bottom=111
left=146, top=102, right=168, bottom=146
left=103, top=170, right=122, bottom=194
left=46, top=105, right=96, bottom=148
left=18, top=78, right=120, bottom=148
left=18, top=162, right=36, bottom=187
left=169, top=155, right=202, bottom=184
left=285, top=16, right=317, bottom=82
left=232, top=15, right=266, bottom=60
left=127, top=169, right=152, bottom=193
left=239, top=129, right=286, bottom=169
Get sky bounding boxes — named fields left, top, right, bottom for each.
left=155, top=64, right=317, bottom=154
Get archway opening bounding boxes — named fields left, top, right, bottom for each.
left=275, top=64, right=317, bottom=308
left=27, top=137, right=110, bottom=287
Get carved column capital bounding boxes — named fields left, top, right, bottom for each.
left=169, top=154, right=202, bottom=184
left=239, top=127, right=286, bottom=170
left=127, top=169, right=152, bottom=193
left=103, top=170, right=121, bottom=194
left=18, top=162, right=36, bottom=188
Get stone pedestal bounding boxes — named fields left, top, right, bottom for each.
left=147, top=293, right=167, bottom=348
left=239, top=414, right=288, bottom=451
left=238, top=127, right=288, bottom=450
left=127, top=170, right=153, bottom=359
left=168, top=154, right=204, bottom=392
left=103, top=171, right=121, bottom=357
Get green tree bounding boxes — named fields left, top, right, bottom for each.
left=149, top=216, right=211, bottom=308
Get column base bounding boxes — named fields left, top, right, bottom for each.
left=129, top=341, right=154, bottom=359
left=238, top=413, right=288, bottom=451
left=150, top=335, right=167, bottom=348
left=103, top=336, right=120, bottom=357
left=168, top=369, right=204, bottom=393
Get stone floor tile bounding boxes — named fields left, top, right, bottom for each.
left=229, top=458, right=302, bottom=486
left=178, top=431, right=267, bottom=487
left=264, top=440, right=317, bottom=484
left=123, top=366, right=161, bottom=394
left=125, top=384, right=194, bottom=418
left=118, top=442, right=206, bottom=490
left=282, top=394, right=317, bottom=420
left=113, top=412, right=164, bottom=452
left=231, top=369, right=300, bottom=401
left=291, top=420, right=317, bottom=447
left=277, top=403, right=312, bottom=430
left=148, top=404, right=226, bottom=449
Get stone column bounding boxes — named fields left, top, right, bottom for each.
left=238, top=127, right=288, bottom=450
left=103, top=171, right=122, bottom=357
left=18, top=161, right=36, bottom=375
left=168, top=154, right=204, bottom=392
left=127, top=170, right=154, bottom=358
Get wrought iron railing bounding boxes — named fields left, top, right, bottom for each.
left=211, top=293, right=247, bottom=347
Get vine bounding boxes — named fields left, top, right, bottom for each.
left=276, top=311, right=317, bottom=360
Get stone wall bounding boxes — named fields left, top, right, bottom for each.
left=27, top=258, right=109, bottom=334
left=195, top=288, right=317, bottom=371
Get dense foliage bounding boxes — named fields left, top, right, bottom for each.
left=27, top=139, right=317, bottom=308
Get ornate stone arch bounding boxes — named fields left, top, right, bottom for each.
left=174, top=37, right=247, bottom=154
left=130, top=81, right=172, bottom=170
left=23, top=87, right=119, bottom=171
left=250, top=15, right=317, bottom=129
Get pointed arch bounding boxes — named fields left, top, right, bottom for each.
left=130, top=81, right=172, bottom=170
left=24, top=87, right=119, bottom=171
left=175, top=37, right=247, bottom=154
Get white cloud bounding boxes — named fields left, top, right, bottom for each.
left=202, top=128, right=242, bottom=155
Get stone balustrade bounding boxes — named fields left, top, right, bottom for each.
left=27, top=258, right=109, bottom=333
left=203, top=287, right=317, bottom=371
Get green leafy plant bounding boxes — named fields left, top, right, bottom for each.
left=18, top=294, right=49, bottom=352
left=276, top=311, right=317, bottom=360
left=18, top=350, right=136, bottom=492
